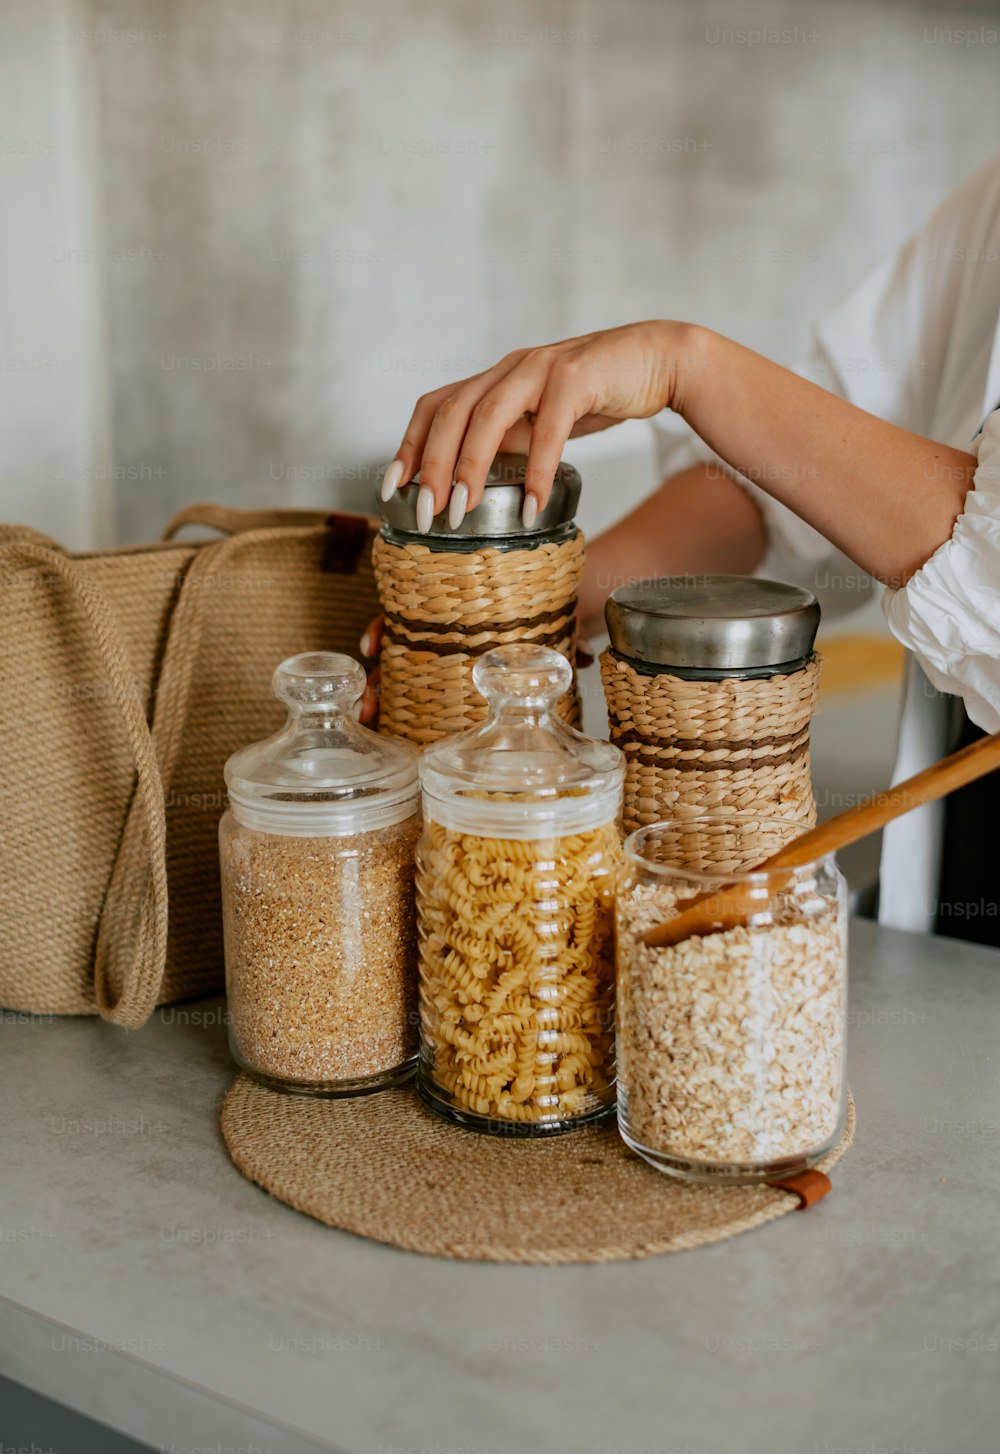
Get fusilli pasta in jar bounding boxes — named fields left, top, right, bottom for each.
left=415, top=644, right=625, bottom=1134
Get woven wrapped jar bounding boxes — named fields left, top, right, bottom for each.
left=373, top=454, right=584, bottom=747
left=599, top=576, right=822, bottom=868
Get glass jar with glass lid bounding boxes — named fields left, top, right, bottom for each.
left=415, top=643, right=625, bottom=1134
left=220, top=652, right=420, bottom=1096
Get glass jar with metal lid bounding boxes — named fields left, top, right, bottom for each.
left=219, top=652, right=420, bottom=1096
left=373, top=453, right=584, bottom=747
left=599, top=575, right=821, bottom=865
left=415, top=643, right=624, bottom=1135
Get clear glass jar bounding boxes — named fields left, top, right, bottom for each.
left=616, top=814, right=847, bottom=1182
left=416, top=644, right=625, bottom=1135
left=220, top=652, right=420, bottom=1096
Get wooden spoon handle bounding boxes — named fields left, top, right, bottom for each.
left=765, top=729, right=1000, bottom=868
left=640, top=729, right=1000, bottom=950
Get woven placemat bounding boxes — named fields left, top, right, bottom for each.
left=221, top=1078, right=855, bottom=1264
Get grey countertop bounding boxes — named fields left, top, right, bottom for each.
left=2, top=918, right=1000, bottom=1454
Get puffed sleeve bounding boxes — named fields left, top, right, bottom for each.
left=882, top=408, right=1000, bottom=733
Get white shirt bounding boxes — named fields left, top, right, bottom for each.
left=651, top=150, right=1000, bottom=934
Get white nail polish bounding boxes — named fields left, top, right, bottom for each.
left=380, top=460, right=404, bottom=502
left=449, top=482, right=469, bottom=530
left=522, top=493, right=538, bottom=529
left=416, top=484, right=436, bottom=534
left=359, top=633, right=371, bottom=657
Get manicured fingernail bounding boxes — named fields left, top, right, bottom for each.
left=360, top=633, right=371, bottom=657
left=416, top=484, right=436, bottom=534
left=380, top=459, right=404, bottom=502
left=449, top=482, right=469, bottom=530
left=522, top=492, right=538, bottom=529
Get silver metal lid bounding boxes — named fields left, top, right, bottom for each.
left=605, top=575, right=820, bottom=671
left=377, top=453, right=581, bottom=539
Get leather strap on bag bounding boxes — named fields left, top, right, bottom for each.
left=0, top=535, right=169, bottom=1025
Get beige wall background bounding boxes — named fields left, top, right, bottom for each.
left=3, top=0, right=1000, bottom=550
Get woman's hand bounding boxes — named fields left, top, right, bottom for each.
left=378, top=314, right=975, bottom=597
left=381, top=321, right=689, bottom=530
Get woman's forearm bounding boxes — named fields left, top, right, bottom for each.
left=578, top=463, right=767, bottom=639
left=387, top=317, right=977, bottom=590
left=674, top=325, right=977, bottom=588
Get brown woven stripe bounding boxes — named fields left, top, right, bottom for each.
left=386, top=599, right=577, bottom=637
left=384, top=622, right=575, bottom=658
left=616, top=738, right=810, bottom=773
left=609, top=725, right=809, bottom=754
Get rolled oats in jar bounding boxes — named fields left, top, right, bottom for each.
left=219, top=652, right=420, bottom=1096
left=616, top=814, right=847, bottom=1182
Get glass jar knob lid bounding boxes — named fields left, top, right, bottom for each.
left=419, top=643, right=623, bottom=837
left=223, top=652, right=419, bottom=835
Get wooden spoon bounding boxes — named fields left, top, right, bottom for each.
left=640, top=729, right=1000, bottom=950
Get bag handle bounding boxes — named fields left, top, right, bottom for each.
left=161, top=503, right=333, bottom=541
left=100, top=520, right=365, bottom=1024
left=97, top=525, right=314, bottom=1025
left=0, top=539, right=169, bottom=1026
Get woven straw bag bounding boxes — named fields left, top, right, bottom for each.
left=0, top=504, right=381, bottom=1029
